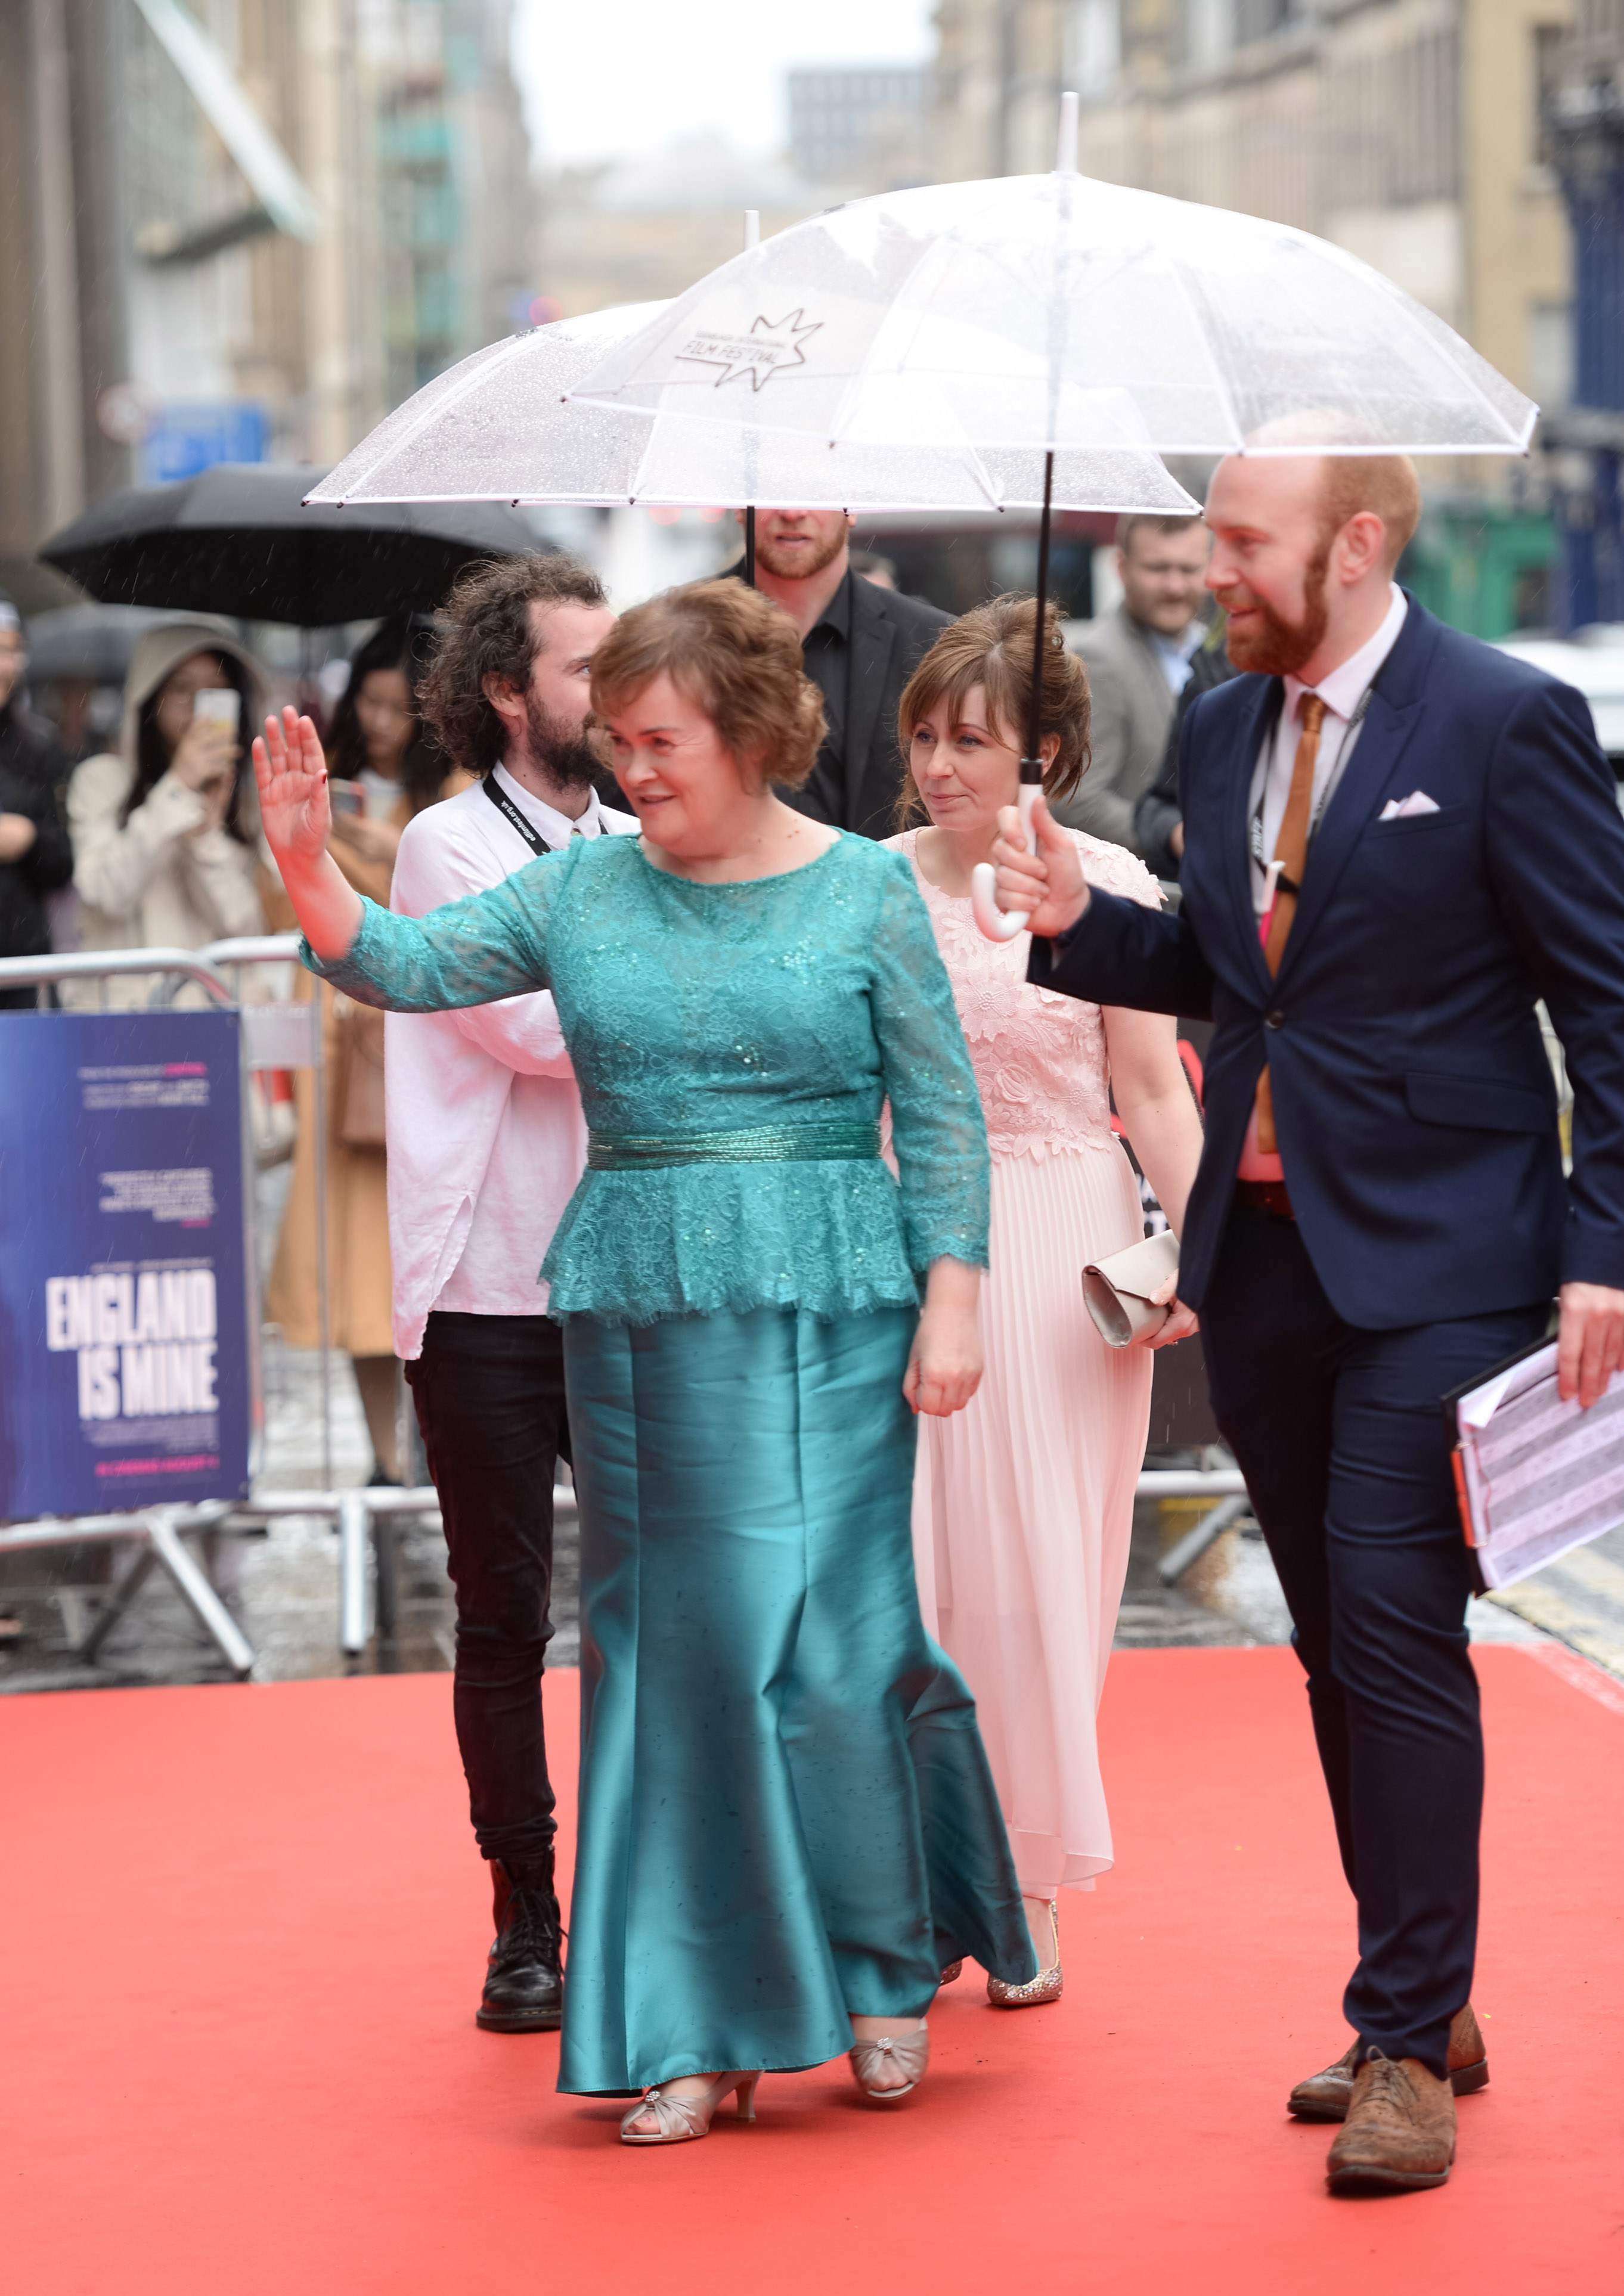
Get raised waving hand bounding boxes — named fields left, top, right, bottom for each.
left=253, top=706, right=333, bottom=867
left=252, top=707, right=364, bottom=959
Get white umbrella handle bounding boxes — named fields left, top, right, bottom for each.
left=971, top=783, right=1041, bottom=943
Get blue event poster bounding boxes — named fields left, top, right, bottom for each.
left=0, top=1009, right=251, bottom=1519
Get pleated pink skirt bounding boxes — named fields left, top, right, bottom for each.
left=912, top=1141, right=1153, bottom=1895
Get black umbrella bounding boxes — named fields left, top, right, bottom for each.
left=39, top=464, right=539, bottom=626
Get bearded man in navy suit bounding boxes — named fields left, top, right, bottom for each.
left=993, top=448, right=1624, bottom=2195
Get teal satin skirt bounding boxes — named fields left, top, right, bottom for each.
left=557, top=1302, right=1036, bottom=2095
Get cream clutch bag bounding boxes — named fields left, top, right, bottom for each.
left=1082, top=1231, right=1180, bottom=1349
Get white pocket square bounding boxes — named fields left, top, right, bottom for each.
left=1378, top=790, right=1441, bottom=820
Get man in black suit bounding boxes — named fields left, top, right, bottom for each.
left=739, top=509, right=950, bottom=839
left=993, top=448, right=1624, bottom=2195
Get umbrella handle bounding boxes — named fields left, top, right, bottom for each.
left=971, top=783, right=1040, bottom=943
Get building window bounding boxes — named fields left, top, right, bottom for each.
left=1185, top=0, right=1236, bottom=75
left=1067, top=0, right=1120, bottom=103
left=1529, top=300, right=1575, bottom=410
left=1234, top=0, right=1291, bottom=46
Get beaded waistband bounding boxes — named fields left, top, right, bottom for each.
left=587, top=1120, right=881, bottom=1171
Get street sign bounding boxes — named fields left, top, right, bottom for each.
left=142, top=401, right=269, bottom=485
left=0, top=1009, right=250, bottom=1518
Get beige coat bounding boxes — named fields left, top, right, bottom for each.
left=65, top=620, right=271, bottom=1009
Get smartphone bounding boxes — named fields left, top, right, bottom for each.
left=192, top=687, right=241, bottom=733
left=328, top=780, right=367, bottom=818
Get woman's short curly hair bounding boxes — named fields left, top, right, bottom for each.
left=894, top=594, right=1090, bottom=829
left=589, top=579, right=826, bottom=791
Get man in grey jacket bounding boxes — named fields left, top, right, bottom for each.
left=1051, top=513, right=1211, bottom=854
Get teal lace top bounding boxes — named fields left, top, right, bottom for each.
left=305, top=831, right=990, bottom=1326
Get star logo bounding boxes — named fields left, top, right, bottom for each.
left=673, top=309, right=821, bottom=392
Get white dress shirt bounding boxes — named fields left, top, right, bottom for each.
left=1236, top=584, right=1408, bottom=1182
left=385, top=766, right=639, bottom=1357
left=1149, top=619, right=1205, bottom=697
left=1247, top=584, right=1409, bottom=916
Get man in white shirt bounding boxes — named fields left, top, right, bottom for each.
left=392, top=554, right=635, bottom=2034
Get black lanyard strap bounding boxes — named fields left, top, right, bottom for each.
left=482, top=772, right=557, bottom=858
left=1250, top=680, right=1378, bottom=868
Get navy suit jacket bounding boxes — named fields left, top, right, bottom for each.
left=1030, top=597, right=1624, bottom=1327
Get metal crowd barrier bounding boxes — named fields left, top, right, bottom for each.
left=220, top=1481, right=582, bottom=1658
left=0, top=1504, right=253, bottom=1677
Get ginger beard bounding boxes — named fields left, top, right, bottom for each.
left=752, top=520, right=850, bottom=584
left=1217, top=538, right=1332, bottom=676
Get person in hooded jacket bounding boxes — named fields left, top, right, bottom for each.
left=64, top=619, right=270, bottom=1009
left=0, top=595, right=74, bottom=1006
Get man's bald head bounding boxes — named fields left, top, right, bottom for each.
left=1204, top=449, right=1420, bottom=681
left=1318, top=455, right=1421, bottom=572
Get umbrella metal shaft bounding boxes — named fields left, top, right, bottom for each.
left=1024, top=449, right=1055, bottom=778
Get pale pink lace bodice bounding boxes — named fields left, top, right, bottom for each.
left=894, top=827, right=1163, bottom=1161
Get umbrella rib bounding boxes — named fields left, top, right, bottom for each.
left=1346, top=256, right=1533, bottom=449
left=1160, top=256, right=1247, bottom=455
left=322, top=335, right=535, bottom=500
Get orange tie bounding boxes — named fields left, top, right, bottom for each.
left=1254, top=694, right=1326, bottom=1155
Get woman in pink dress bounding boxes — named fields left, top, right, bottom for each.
left=885, top=597, right=1205, bottom=2002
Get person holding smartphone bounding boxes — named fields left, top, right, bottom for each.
left=66, top=620, right=270, bottom=1009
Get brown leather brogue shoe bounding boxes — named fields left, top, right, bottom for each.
left=1325, top=2052, right=1457, bottom=2193
left=1288, top=2003, right=1488, bottom=2121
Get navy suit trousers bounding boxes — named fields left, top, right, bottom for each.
left=1200, top=1204, right=1546, bottom=2076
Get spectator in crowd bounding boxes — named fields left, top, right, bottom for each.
left=389, top=554, right=631, bottom=2036
left=65, top=620, right=268, bottom=1009
left=1133, top=618, right=1241, bottom=880
left=0, top=594, right=74, bottom=1006
left=0, top=594, right=72, bottom=799
left=1049, top=514, right=1213, bottom=856
left=740, top=507, right=950, bottom=839
left=848, top=547, right=898, bottom=591
left=264, top=617, right=467, bottom=1487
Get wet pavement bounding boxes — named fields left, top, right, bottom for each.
left=1, top=1344, right=1615, bottom=1695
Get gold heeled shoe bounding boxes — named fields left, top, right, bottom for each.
left=847, top=2019, right=929, bottom=2101
left=987, top=1899, right=1062, bottom=2008
left=619, top=2070, right=761, bottom=2146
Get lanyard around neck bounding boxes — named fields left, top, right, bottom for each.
left=483, top=771, right=574, bottom=858
left=1249, top=678, right=1378, bottom=868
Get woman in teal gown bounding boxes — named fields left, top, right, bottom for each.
left=252, top=578, right=1036, bottom=2144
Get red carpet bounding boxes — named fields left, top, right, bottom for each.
left=4, top=1646, right=1620, bottom=2295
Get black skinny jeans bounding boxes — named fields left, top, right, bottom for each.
left=405, top=1311, right=568, bottom=1870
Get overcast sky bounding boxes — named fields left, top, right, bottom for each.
left=511, top=0, right=937, bottom=170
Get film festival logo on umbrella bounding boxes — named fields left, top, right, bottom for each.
left=674, top=310, right=821, bottom=392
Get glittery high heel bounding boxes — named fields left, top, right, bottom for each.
left=987, top=1898, right=1062, bottom=2008
left=619, top=2070, right=761, bottom=2145
left=848, top=2019, right=929, bottom=2100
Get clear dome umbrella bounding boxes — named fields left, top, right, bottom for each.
left=305, top=297, right=1198, bottom=521
left=569, top=96, right=1537, bottom=936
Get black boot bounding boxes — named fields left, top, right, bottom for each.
left=476, top=1854, right=564, bottom=2033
